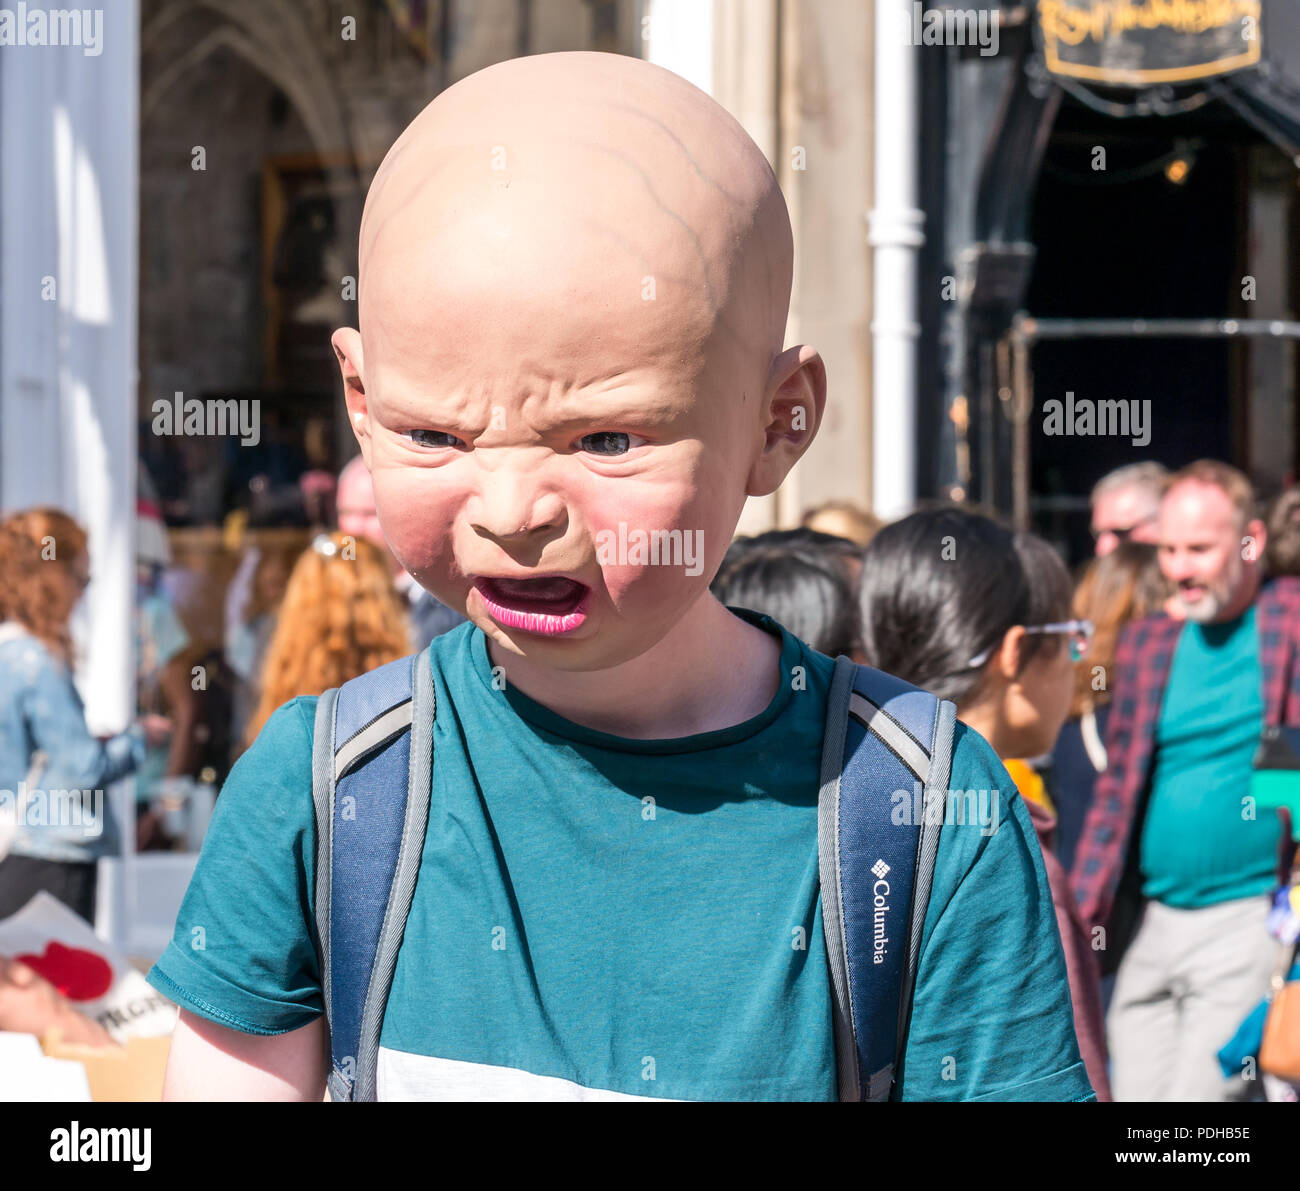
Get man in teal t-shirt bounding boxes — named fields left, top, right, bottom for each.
left=1141, top=605, right=1276, bottom=909
left=1085, top=465, right=1289, bottom=1102
left=150, top=614, right=1092, bottom=1101
left=148, top=52, right=1092, bottom=1102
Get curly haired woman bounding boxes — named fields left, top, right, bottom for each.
left=242, top=532, right=412, bottom=749
left=0, top=508, right=169, bottom=923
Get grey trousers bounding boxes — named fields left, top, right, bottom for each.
left=1108, top=894, right=1277, bottom=1101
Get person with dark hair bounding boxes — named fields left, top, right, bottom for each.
left=858, top=508, right=1073, bottom=705
left=712, top=529, right=861, bottom=658
left=1265, top=487, right=1300, bottom=578
left=858, top=506, right=1110, bottom=1100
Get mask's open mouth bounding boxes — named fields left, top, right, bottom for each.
left=474, top=576, right=591, bottom=636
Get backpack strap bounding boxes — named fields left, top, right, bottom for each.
left=311, top=651, right=435, bottom=1102
left=819, top=655, right=956, bottom=1102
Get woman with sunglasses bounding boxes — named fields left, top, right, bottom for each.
left=858, top=505, right=1110, bottom=1100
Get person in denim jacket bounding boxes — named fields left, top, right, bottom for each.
left=0, top=508, right=168, bottom=923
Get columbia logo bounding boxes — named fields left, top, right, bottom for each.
left=872, top=860, right=890, bottom=879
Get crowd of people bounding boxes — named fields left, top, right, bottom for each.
left=714, top=460, right=1300, bottom=1102
left=1, top=452, right=1298, bottom=1100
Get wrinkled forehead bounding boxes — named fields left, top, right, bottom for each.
left=361, top=149, right=713, bottom=389
left=357, top=55, right=790, bottom=394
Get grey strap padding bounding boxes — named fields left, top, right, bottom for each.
left=848, top=692, right=930, bottom=782
left=892, top=696, right=956, bottom=1093
left=353, top=653, right=435, bottom=1103
left=333, top=701, right=415, bottom=783
left=311, top=686, right=341, bottom=1097
left=818, top=654, right=860, bottom=1103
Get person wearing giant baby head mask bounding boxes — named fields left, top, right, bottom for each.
left=150, top=52, right=1092, bottom=1103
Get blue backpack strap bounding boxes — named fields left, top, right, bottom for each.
left=819, top=655, right=956, bottom=1102
left=311, top=650, right=435, bottom=1102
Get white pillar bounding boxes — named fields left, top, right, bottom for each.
left=643, top=0, right=714, bottom=94
left=867, top=0, right=923, bottom=520
left=0, top=3, right=139, bottom=919
left=0, top=5, right=137, bottom=733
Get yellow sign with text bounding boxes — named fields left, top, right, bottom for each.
left=1037, top=0, right=1262, bottom=85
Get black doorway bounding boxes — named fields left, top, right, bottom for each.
left=1024, top=99, right=1249, bottom=560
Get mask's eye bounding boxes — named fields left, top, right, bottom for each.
left=575, top=431, right=645, bottom=456
left=406, top=429, right=466, bottom=449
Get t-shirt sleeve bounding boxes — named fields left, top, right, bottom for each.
left=145, top=697, right=321, bottom=1035
left=897, top=722, right=1096, bottom=1102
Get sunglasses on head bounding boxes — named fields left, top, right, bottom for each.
left=1091, top=525, right=1139, bottom=543
left=1090, top=512, right=1156, bottom=543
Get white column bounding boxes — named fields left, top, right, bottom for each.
left=0, top=3, right=139, bottom=912
left=643, top=0, right=714, bottom=94
left=1, top=5, right=137, bottom=732
left=867, top=0, right=924, bottom=520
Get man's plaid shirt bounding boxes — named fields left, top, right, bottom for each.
left=1069, top=575, right=1300, bottom=933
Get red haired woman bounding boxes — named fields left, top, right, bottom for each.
left=243, top=532, right=411, bottom=749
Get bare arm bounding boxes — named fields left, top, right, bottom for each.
left=162, top=1009, right=328, bottom=1101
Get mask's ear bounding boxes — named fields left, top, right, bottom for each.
left=332, top=327, right=370, bottom=464
left=746, top=344, right=827, bottom=498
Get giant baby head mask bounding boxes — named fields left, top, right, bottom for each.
left=332, top=51, right=825, bottom=673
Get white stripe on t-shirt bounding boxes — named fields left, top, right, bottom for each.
left=377, top=1047, right=679, bottom=1102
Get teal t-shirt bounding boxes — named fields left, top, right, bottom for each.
left=1141, top=606, right=1278, bottom=909
left=147, top=614, right=1093, bottom=1102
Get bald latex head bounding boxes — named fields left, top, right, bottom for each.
left=332, top=52, right=824, bottom=675
left=356, top=51, right=793, bottom=400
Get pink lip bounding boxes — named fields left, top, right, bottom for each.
left=474, top=577, right=591, bottom=637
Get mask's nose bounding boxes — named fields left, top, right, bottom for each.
left=468, top=462, right=567, bottom=546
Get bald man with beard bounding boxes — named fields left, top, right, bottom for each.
left=149, top=52, right=1091, bottom=1102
